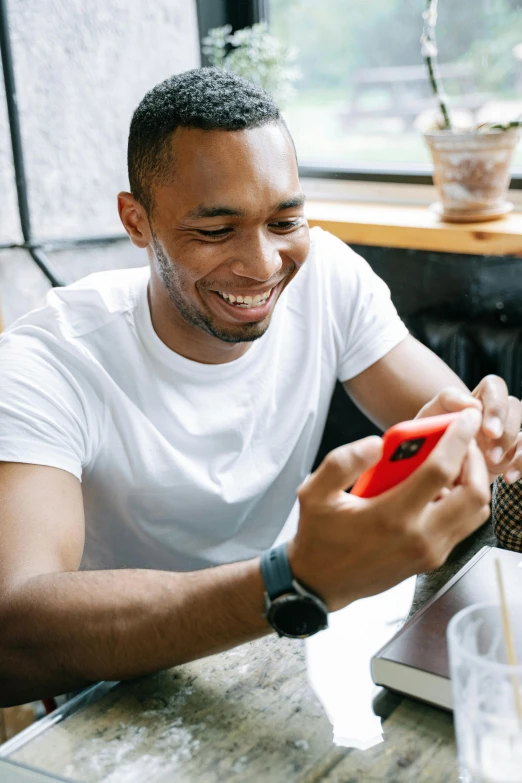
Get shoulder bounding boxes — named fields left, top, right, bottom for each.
left=305, top=226, right=375, bottom=285
left=43, top=266, right=150, bottom=338
left=5, top=266, right=149, bottom=342
left=308, top=225, right=359, bottom=263
left=0, top=266, right=149, bottom=385
left=284, top=226, right=386, bottom=321
left=298, top=226, right=385, bottom=309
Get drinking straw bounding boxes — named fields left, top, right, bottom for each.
left=495, top=557, right=522, bottom=723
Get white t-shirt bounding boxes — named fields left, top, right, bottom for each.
left=0, top=228, right=407, bottom=572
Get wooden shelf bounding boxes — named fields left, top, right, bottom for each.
left=305, top=200, right=522, bottom=257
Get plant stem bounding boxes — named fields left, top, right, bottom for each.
left=422, top=0, right=452, bottom=131
left=426, top=57, right=452, bottom=130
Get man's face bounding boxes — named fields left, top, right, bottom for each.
left=146, top=123, right=310, bottom=346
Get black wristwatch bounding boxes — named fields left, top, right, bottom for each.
left=260, top=543, right=328, bottom=639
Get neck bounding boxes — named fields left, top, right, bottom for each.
left=147, top=276, right=252, bottom=365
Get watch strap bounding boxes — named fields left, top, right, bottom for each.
left=260, top=543, right=294, bottom=599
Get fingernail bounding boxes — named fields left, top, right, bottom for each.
left=487, top=416, right=503, bottom=438
left=489, top=446, right=504, bottom=464
left=505, top=469, right=521, bottom=483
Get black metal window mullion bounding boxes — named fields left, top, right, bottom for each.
left=0, top=0, right=65, bottom=286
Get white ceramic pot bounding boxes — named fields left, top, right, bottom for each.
left=424, top=128, right=521, bottom=222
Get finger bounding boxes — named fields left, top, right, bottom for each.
left=384, top=407, right=482, bottom=515
left=305, top=436, right=383, bottom=497
left=417, top=386, right=481, bottom=418
left=429, top=492, right=491, bottom=555
left=460, top=438, right=491, bottom=493
left=480, top=397, right=522, bottom=466
left=487, top=397, right=522, bottom=466
left=473, top=375, right=508, bottom=440
left=505, top=461, right=522, bottom=484
left=426, top=440, right=491, bottom=550
left=503, top=434, right=522, bottom=483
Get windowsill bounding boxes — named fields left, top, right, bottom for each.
left=305, top=197, right=522, bottom=257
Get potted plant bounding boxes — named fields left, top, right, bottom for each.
left=421, top=0, right=521, bottom=223
left=201, top=23, right=300, bottom=105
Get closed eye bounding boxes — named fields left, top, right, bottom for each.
left=196, top=227, right=233, bottom=237
left=269, top=220, right=302, bottom=230
left=196, top=219, right=303, bottom=237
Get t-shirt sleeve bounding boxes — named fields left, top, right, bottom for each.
left=324, top=235, right=408, bottom=382
left=0, top=330, right=102, bottom=480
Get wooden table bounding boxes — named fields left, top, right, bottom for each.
left=3, top=525, right=496, bottom=783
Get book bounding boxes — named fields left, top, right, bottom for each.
left=371, top=546, right=522, bottom=711
left=0, top=759, right=73, bottom=782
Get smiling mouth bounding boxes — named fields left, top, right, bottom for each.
left=213, top=287, right=274, bottom=309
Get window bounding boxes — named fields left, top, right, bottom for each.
left=270, top=0, right=522, bottom=176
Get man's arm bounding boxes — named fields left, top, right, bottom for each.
left=343, top=334, right=467, bottom=429
left=0, top=409, right=491, bottom=707
left=0, top=463, right=268, bottom=707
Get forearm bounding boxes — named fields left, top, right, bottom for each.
left=0, top=559, right=268, bottom=706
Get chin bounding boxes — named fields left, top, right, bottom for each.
left=208, top=318, right=270, bottom=344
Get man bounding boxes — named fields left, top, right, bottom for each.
left=0, top=69, right=521, bottom=707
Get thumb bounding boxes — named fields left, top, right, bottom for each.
left=306, top=436, right=383, bottom=497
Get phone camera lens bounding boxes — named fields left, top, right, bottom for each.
left=391, top=437, right=426, bottom=462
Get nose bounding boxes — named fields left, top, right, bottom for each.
left=229, top=232, right=283, bottom=282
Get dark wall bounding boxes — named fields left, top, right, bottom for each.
left=315, top=245, right=522, bottom=467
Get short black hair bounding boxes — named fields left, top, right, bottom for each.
left=127, top=67, right=282, bottom=214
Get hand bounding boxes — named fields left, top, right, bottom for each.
left=415, top=378, right=522, bottom=484
left=288, top=408, right=490, bottom=612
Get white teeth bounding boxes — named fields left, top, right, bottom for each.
left=217, top=288, right=272, bottom=307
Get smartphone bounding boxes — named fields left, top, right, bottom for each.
left=350, top=412, right=461, bottom=498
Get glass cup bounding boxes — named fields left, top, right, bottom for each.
left=447, top=602, right=522, bottom=783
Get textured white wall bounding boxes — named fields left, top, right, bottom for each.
left=0, top=0, right=200, bottom=322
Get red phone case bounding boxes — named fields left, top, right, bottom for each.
left=350, top=412, right=461, bottom=498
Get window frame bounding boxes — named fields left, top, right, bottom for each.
left=196, top=0, right=522, bottom=189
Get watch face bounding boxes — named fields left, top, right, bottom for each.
left=268, top=594, right=327, bottom=638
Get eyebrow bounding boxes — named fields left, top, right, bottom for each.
left=184, top=194, right=306, bottom=221
left=185, top=205, right=245, bottom=219
left=273, top=195, right=306, bottom=211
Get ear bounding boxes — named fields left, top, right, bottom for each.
left=117, top=192, right=151, bottom=249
